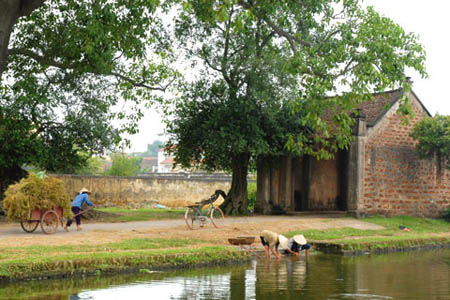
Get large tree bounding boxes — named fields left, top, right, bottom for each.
left=165, top=80, right=306, bottom=214
left=0, top=0, right=175, bottom=199
left=165, top=0, right=427, bottom=214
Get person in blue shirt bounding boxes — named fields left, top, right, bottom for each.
left=64, top=187, right=95, bottom=231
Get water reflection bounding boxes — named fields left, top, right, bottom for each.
left=1, top=249, right=449, bottom=300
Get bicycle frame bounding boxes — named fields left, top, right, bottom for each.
left=185, top=191, right=225, bottom=229
left=186, top=204, right=213, bottom=225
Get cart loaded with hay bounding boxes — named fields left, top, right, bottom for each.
left=3, top=174, right=72, bottom=234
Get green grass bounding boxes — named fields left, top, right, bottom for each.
left=96, top=207, right=186, bottom=222
left=0, top=238, right=205, bottom=260
left=0, top=237, right=249, bottom=280
left=285, top=215, right=450, bottom=241
left=0, top=245, right=248, bottom=279
left=284, top=216, right=450, bottom=253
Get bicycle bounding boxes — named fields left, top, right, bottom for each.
left=184, top=190, right=226, bottom=230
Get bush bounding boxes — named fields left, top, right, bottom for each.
left=3, top=174, right=72, bottom=221
left=103, top=153, right=141, bottom=176
left=247, top=182, right=257, bottom=212
left=444, top=207, right=450, bottom=222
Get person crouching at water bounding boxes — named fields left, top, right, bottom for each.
left=260, top=230, right=288, bottom=259
left=283, top=234, right=311, bottom=258
left=64, top=187, right=95, bottom=232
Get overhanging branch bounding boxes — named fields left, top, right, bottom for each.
left=8, top=47, right=173, bottom=91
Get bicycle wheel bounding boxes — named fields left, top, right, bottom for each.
left=185, top=207, right=201, bottom=230
left=210, top=207, right=225, bottom=228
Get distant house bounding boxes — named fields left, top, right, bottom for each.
left=140, top=157, right=158, bottom=173
left=256, top=88, right=450, bottom=218
left=157, top=147, right=183, bottom=173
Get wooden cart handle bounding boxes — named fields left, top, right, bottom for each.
left=72, top=206, right=94, bottom=217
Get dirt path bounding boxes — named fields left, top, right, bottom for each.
left=0, top=215, right=385, bottom=247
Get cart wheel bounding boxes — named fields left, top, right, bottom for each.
left=40, top=210, right=59, bottom=234
left=20, top=220, right=39, bottom=233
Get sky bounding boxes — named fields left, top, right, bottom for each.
left=126, top=0, right=450, bottom=153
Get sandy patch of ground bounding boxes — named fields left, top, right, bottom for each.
left=0, top=215, right=387, bottom=248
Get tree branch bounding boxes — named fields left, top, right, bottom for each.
left=220, top=6, right=234, bottom=86
left=110, top=72, right=174, bottom=92
left=237, top=0, right=311, bottom=55
left=200, top=51, right=224, bottom=74
left=8, top=47, right=173, bottom=91
left=8, top=47, right=76, bottom=69
left=334, top=59, right=358, bottom=79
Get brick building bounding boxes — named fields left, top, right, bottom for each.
left=255, top=88, right=450, bottom=217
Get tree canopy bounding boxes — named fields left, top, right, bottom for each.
left=410, top=115, right=450, bottom=170
left=164, top=0, right=427, bottom=214
left=0, top=0, right=175, bottom=195
left=131, top=140, right=164, bottom=157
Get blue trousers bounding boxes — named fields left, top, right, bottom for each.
left=66, top=207, right=81, bottom=227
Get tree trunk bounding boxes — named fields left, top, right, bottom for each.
left=219, top=153, right=250, bottom=215
left=0, top=165, right=28, bottom=214
left=0, top=0, right=45, bottom=77
left=0, top=1, right=19, bottom=77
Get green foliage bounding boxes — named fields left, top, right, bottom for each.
left=103, top=153, right=141, bottom=177
left=73, top=156, right=106, bottom=175
left=0, top=0, right=176, bottom=180
left=47, top=152, right=106, bottom=175
left=410, top=115, right=450, bottom=169
left=131, top=140, right=163, bottom=157
left=247, top=182, right=257, bottom=212
left=3, top=174, right=72, bottom=221
left=146, top=140, right=164, bottom=156
left=165, top=0, right=427, bottom=213
left=443, top=207, right=450, bottom=221
left=171, top=0, right=427, bottom=158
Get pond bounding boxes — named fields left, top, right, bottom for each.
left=1, top=249, right=449, bottom=300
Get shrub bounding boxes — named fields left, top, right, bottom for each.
left=444, top=207, right=450, bottom=222
left=103, top=153, right=141, bottom=176
left=3, top=174, right=72, bottom=221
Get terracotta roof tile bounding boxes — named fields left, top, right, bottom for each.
left=160, top=157, right=175, bottom=165
left=359, top=89, right=403, bottom=126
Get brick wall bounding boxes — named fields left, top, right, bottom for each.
left=53, top=173, right=232, bottom=208
left=363, top=93, right=450, bottom=217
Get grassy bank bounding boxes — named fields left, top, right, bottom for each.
left=0, top=238, right=249, bottom=282
left=286, top=216, right=450, bottom=254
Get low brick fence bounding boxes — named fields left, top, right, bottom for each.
left=53, top=173, right=234, bottom=208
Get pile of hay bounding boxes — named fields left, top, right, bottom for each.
left=3, top=174, right=72, bottom=221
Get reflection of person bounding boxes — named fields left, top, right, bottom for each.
left=283, top=234, right=311, bottom=258
left=260, top=230, right=289, bottom=259
left=64, top=187, right=95, bottom=232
